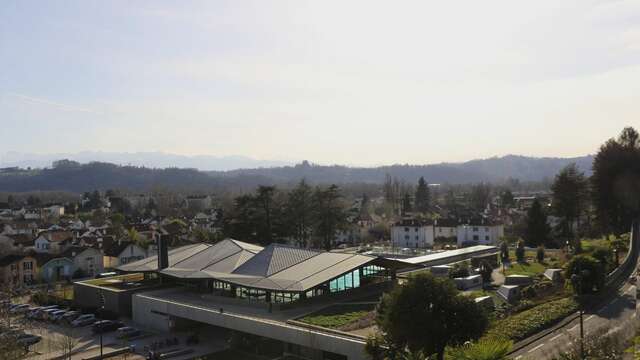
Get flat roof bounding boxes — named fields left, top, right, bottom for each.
left=391, top=245, right=498, bottom=265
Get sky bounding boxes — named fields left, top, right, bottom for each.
left=1, top=0, right=639, bottom=166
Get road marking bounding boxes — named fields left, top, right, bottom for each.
left=528, top=344, right=545, bottom=353
left=549, top=334, right=563, bottom=342
left=586, top=315, right=595, bottom=321
left=568, top=324, right=579, bottom=331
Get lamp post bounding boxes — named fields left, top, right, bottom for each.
left=571, top=267, right=590, bottom=360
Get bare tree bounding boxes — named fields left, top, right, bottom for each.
left=54, top=326, right=79, bottom=360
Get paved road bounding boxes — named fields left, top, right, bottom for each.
left=512, top=282, right=637, bottom=359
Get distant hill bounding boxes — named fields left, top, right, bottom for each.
left=0, top=151, right=292, bottom=171
left=211, top=155, right=594, bottom=184
left=0, top=155, right=593, bottom=193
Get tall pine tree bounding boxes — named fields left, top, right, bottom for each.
left=414, top=177, right=430, bottom=213
left=523, top=199, right=551, bottom=247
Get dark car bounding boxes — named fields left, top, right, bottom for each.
left=92, top=320, right=124, bottom=334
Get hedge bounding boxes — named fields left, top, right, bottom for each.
left=484, top=297, right=578, bottom=342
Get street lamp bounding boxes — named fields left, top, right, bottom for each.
left=571, top=268, right=590, bottom=360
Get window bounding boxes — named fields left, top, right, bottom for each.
left=329, top=269, right=361, bottom=293
left=485, top=227, right=489, bottom=232
left=404, top=227, right=410, bottom=232
left=414, top=228, right=418, bottom=232
left=473, top=235, right=479, bottom=241
left=404, top=235, right=410, bottom=240
left=485, top=236, right=490, bottom=241
left=415, top=236, right=419, bottom=240
left=473, top=227, right=478, bottom=232
left=23, top=262, right=33, bottom=270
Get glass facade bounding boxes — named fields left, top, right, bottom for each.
left=329, top=269, right=360, bottom=293
left=236, top=286, right=267, bottom=301
left=362, top=265, right=384, bottom=277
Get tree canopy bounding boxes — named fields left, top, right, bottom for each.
left=374, top=273, right=488, bottom=360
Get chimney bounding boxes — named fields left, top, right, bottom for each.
left=157, top=234, right=169, bottom=270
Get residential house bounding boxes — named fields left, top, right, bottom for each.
left=0, top=254, right=37, bottom=287
left=103, top=241, right=151, bottom=268
left=33, top=231, right=73, bottom=254
left=433, top=218, right=458, bottom=239
left=61, top=246, right=104, bottom=278
left=456, top=220, right=504, bottom=247
left=391, top=218, right=435, bottom=249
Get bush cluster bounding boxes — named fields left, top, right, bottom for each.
left=484, top=297, right=578, bottom=342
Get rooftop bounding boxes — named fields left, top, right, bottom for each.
left=393, top=245, right=498, bottom=265
left=119, top=239, right=392, bottom=292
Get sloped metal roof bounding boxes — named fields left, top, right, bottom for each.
left=116, top=239, right=261, bottom=273
left=232, top=244, right=320, bottom=277
left=119, top=239, right=388, bottom=293
left=117, top=243, right=208, bottom=272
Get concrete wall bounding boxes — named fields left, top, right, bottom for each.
left=132, top=290, right=368, bottom=360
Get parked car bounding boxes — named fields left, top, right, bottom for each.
left=71, top=314, right=96, bottom=327
left=42, top=308, right=62, bottom=320
left=92, top=320, right=124, bottom=334
left=31, top=305, right=58, bottom=319
left=9, top=304, right=29, bottom=314
left=16, top=333, right=42, bottom=346
left=116, top=326, right=141, bottom=339
left=49, top=310, right=68, bottom=322
left=25, top=306, right=43, bottom=319
left=59, top=311, right=81, bottom=324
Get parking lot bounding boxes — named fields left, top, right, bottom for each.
left=3, top=301, right=229, bottom=360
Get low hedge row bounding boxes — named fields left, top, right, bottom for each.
left=484, top=297, right=578, bottom=342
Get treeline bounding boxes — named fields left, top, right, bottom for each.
left=0, top=155, right=592, bottom=194
left=522, top=127, right=640, bottom=249
left=212, top=155, right=594, bottom=184
left=220, top=181, right=354, bottom=250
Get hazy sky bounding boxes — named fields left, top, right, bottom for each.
left=1, top=1, right=639, bottom=166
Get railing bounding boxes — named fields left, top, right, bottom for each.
left=604, top=220, right=639, bottom=289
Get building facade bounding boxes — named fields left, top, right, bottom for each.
left=391, top=219, right=435, bottom=248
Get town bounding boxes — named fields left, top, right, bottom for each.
left=0, top=127, right=638, bottom=360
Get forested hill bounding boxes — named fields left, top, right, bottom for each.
left=0, top=155, right=593, bottom=193
left=211, top=155, right=594, bottom=185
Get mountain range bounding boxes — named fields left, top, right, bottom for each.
left=0, top=151, right=292, bottom=171
left=0, top=154, right=594, bottom=193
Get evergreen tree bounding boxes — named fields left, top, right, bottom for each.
left=285, top=179, right=313, bottom=247
left=401, top=193, right=412, bottom=215
left=591, top=127, right=640, bottom=235
left=523, top=199, right=551, bottom=247
left=313, top=184, right=348, bottom=250
left=414, top=177, right=430, bottom=213
left=551, top=163, right=589, bottom=246
left=499, top=189, right=514, bottom=209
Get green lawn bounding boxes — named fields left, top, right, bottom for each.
left=503, top=261, right=546, bottom=277
left=298, top=304, right=373, bottom=329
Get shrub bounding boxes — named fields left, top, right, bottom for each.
left=449, top=262, right=471, bottom=279
left=484, top=298, right=578, bottom=342
left=515, top=240, right=525, bottom=262
left=536, top=246, right=545, bottom=263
